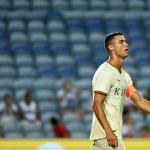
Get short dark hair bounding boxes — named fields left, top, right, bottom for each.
left=50, top=117, right=59, bottom=125
left=104, top=32, right=123, bottom=52
left=25, top=90, right=32, bottom=97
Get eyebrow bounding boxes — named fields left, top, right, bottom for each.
left=119, top=39, right=127, bottom=42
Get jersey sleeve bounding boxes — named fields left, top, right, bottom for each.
left=125, top=72, right=136, bottom=97
left=92, top=70, right=112, bottom=95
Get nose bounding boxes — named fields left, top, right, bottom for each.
left=125, top=41, right=128, bottom=47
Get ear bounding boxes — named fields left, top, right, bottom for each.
left=108, top=44, right=114, bottom=55
left=108, top=44, right=114, bottom=51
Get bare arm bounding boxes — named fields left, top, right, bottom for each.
left=92, top=91, right=118, bottom=148
left=93, top=92, right=112, bottom=132
left=36, top=102, right=40, bottom=120
left=18, top=106, right=25, bottom=120
left=130, top=90, right=150, bottom=112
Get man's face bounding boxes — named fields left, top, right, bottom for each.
left=25, top=93, right=32, bottom=103
left=64, top=82, right=72, bottom=91
left=5, top=96, right=12, bottom=107
left=109, top=35, right=129, bottom=59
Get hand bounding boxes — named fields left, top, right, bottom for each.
left=106, top=130, right=118, bottom=148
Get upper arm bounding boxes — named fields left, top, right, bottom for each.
left=36, top=102, right=40, bottom=114
left=93, top=70, right=112, bottom=95
left=93, top=92, right=106, bottom=106
left=92, top=69, right=112, bottom=108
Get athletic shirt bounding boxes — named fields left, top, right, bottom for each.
left=20, top=101, right=37, bottom=121
left=90, top=62, right=134, bottom=140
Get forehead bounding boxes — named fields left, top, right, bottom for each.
left=113, top=35, right=126, bottom=41
left=5, top=96, right=11, bottom=100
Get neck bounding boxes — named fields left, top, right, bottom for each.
left=107, top=56, right=125, bottom=72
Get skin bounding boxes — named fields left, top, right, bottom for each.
left=5, top=96, right=12, bottom=107
left=92, top=35, right=150, bottom=148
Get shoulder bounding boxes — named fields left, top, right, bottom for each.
left=122, top=69, right=131, bottom=79
left=122, top=69, right=133, bottom=85
left=93, top=62, right=113, bottom=78
left=0, top=103, right=5, bottom=110
left=31, top=101, right=38, bottom=108
left=92, top=63, right=114, bottom=86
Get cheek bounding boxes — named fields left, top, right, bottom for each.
left=114, top=45, right=121, bottom=53
left=113, top=43, right=120, bottom=49
left=115, top=44, right=122, bottom=48
left=116, top=45, right=124, bottom=52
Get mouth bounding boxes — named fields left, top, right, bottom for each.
left=125, top=49, right=128, bottom=52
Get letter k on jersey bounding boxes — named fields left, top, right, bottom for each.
left=114, top=88, right=126, bottom=96
left=114, top=88, right=120, bottom=95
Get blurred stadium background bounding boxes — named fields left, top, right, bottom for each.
left=0, top=0, right=150, bottom=149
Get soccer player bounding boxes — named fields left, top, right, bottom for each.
left=90, top=32, right=150, bottom=150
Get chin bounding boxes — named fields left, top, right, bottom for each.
left=121, top=55, right=128, bottom=59
left=124, top=55, right=128, bottom=59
